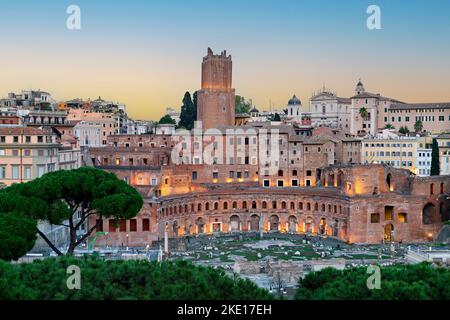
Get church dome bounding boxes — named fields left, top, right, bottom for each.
left=288, top=95, right=301, bottom=106
left=250, top=107, right=259, bottom=113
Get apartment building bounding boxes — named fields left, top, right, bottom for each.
left=437, top=133, right=450, bottom=175
left=74, top=117, right=118, bottom=147
left=361, top=130, right=431, bottom=175
left=416, top=148, right=432, bottom=176
left=0, top=127, right=59, bottom=186
left=0, top=126, right=83, bottom=252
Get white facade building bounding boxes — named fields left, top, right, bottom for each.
left=166, top=107, right=180, bottom=125
left=309, top=87, right=351, bottom=132
left=155, top=123, right=176, bottom=135
left=416, top=148, right=432, bottom=176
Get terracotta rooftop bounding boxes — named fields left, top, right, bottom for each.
left=390, top=102, right=450, bottom=110
left=350, top=92, right=404, bottom=104
left=0, top=127, right=49, bottom=135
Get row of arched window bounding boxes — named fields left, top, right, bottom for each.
left=159, top=200, right=345, bottom=217
left=430, top=182, right=445, bottom=195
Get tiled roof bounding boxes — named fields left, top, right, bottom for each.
left=390, top=102, right=450, bottom=110
left=0, top=126, right=48, bottom=135
left=350, top=92, right=404, bottom=104
left=350, top=92, right=382, bottom=99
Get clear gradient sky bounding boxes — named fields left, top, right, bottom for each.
left=1, top=0, right=450, bottom=120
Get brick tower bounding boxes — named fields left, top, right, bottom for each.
left=197, top=48, right=235, bottom=129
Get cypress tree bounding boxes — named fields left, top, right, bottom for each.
left=430, top=138, right=440, bottom=176
left=178, top=92, right=196, bottom=130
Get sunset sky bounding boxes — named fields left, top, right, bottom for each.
left=1, top=0, right=450, bottom=120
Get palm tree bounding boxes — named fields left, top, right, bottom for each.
left=414, top=120, right=423, bottom=133
left=359, top=107, right=368, bottom=120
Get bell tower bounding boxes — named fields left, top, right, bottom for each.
left=355, top=79, right=365, bottom=95
left=197, top=48, right=235, bottom=129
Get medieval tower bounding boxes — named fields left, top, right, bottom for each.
left=197, top=48, right=235, bottom=129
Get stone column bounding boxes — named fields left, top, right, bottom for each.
left=164, top=224, right=169, bottom=255
left=259, top=213, right=264, bottom=239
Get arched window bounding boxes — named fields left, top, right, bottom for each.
left=290, top=202, right=295, bottom=210
left=423, top=203, right=435, bottom=224
left=205, top=203, right=210, bottom=211
left=292, top=170, right=298, bottom=176
left=252, top=201, right=257, bottom=209
left=307, top=203, right=311, bottom=211
left=232, top=201, right=237, bottom=209
left=430, top=183, right=434, bottom=195
left=282, top=201, right=287, bottom=209
left=314, top=203, right=318, bottom=211
left=386, top=173, right=393, bottom=191
left=214, top=202, right=219, bottom=210
left=272, top=201, right=277, bottom=209
left=321, top=204, right=326, bottom=212
left=278, top=170, right=283, bottom=177
left=198, top=203, right=202, bottom=211
left=262, top=201, right=267, bottom=209
left=242, top=201, right=247, bottom=209
left=223, top=202, right=228, bottom=210
left=299, top=202, right=303, bottom=210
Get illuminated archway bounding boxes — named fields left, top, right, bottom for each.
left=196, top=217, right=205, bottom=234
left=269, top=215, right=279, bottom=231
left=230, top=215, right=240, bottom=232
left=250, top=214, right=260, bottom=231
left=288, top=215, right=297, bottom=233
left=384, top=224, right=394, bottom=242
left=386, top=173, right=393, bottom=191
left=319, top=218, right=327, bottom=235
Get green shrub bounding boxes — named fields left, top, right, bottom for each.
left=295, top=263, right=450, bottom=300
left=0, top=257, right=273, bottom=300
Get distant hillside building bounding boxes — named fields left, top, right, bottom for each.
left=0, top=90, right=56, bottom=110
